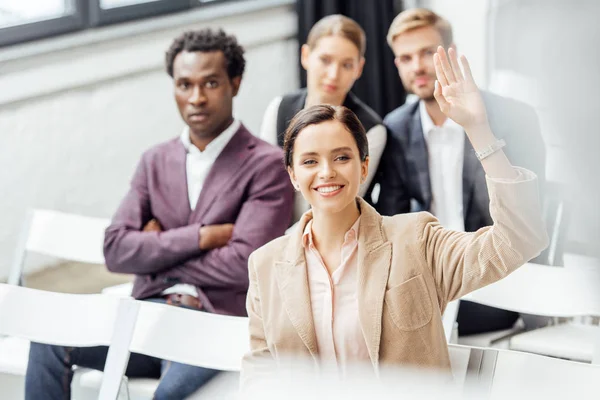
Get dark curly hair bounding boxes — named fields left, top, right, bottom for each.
left=165, top=29, right=245, bottom=79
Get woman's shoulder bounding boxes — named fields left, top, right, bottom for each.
left=345, top=92, right=383, bottom=130
left=380, top=211, right=439, bottom=244
left=249, top=234, right=293, bottom=266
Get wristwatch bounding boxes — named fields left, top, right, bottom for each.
left=475, top=138, right=506, bottom=161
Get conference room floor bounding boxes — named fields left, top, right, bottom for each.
left=22, top=262, right=131, bottom=294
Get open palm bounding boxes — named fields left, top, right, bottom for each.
left=433, top=46, right=488, bottom=130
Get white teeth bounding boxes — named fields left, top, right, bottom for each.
left=317, top=185, right=341, bottom=193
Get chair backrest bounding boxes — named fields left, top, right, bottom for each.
left=8, top=209, right=111, bottom=286
left=0, top=283, right=140, bottom=400
left=99, top=300, right=249, bottom=398
left=462, top=262, right=600, bottom=318
left=486, top=347, right=600, bottom=399
left=131, top=301, right=249, bottom=370
left=0, top=283, right=137, bottom=347
left=99, top=299, right=249, bottom=387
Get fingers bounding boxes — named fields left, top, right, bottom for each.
left=433, top=53, right=448, bottom=87
left=433, top=80, right=449, bottom=113
left=459, top=54, right=475, bottom=83
left=143, top=219, right=161, bottom=232
left=436, top=46, right=456, bottom=84
left=448, top=47, right=464, bottom=81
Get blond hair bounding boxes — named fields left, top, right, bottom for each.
left=306, top=14, right=366, bottom=57
left=387, top=8, right=453, bottom=48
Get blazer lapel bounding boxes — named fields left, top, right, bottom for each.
left=462, top=136, right=479, bottom=221
left=356, top=198, right=392, bottom=370
left=190, top=126, right=253, bottom=221
left=408, top=108, right=432, bottom=210
left=275, top=212, right=319, bottom=359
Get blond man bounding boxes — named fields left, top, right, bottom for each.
left=373, top=8, right=546, bottom=335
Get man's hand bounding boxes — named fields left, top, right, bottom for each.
left=143, top=219, right=162, bottom=232
left=199, top=224, right=234, bottom=250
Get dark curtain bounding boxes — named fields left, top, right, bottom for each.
left=296, top=0, right=406, bottom=118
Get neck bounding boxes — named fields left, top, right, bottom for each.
left=305, top=91, right=346, bottom=108
left=189, top=117, right=234, bottom=151
left=310, top=200, right=360, bottom=251
left=423, top=98, right=447, bottom=127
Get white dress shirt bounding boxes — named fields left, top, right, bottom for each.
left=419, top=101, right=466, bottom=232
left=162, top=119, right=241, bottom=298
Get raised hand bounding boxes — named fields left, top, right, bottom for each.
left=433, top=46, right=489, bottom=132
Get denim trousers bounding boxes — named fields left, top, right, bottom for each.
left=25, top=299, right=219, bottom=400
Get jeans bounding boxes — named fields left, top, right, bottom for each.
left=25, top=299, right=219, bottom=400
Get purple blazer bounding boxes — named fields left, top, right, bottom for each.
left=104, top=124, right=294, bottom=316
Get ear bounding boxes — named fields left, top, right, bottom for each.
left=361, top=156, right=370, bottom=184
left=355, top=56, right=366, bottom=80
left=230, top=76, right=242, bottom=97
left=300, top=44, right=311, bottom=71
left=287, top=166, right=299, bottom=191
left=393, top=55, right=401, bottom=70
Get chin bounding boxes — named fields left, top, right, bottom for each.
left=414, top=88, right=435, bottom=101
left=310, top=195, right=355, bottom=215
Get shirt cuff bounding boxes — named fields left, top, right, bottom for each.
left=486, top=167, right=536, bottom=184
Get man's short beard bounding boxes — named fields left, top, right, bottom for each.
left=403, top=84, right=435, bottom=102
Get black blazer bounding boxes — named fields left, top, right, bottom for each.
left=374, top=91, right=546, bottom=232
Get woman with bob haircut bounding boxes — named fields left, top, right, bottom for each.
left=241, top=47, right=548, bottom=387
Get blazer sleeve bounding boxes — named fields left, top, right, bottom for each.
left=103, top=154, right=204, bottom=275
left=418, top=168, right=549, bottom=308
left=240, top=253, right=275, bottom=393
left=165, top=154, right=294, bottom=290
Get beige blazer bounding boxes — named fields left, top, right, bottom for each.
left=241, top=169, right=548, bottom=388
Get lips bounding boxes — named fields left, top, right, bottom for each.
left=188, top=112, right=209, bottom=122
left=313, top=184, right=345, bottom=197
left=323, top=84, right=338, bottom=93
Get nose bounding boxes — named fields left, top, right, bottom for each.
left=318, top=161, right=336, bottom=180
left=327, top=63, right=340, bottom=80
left=189, top=85, right=207, bottom=106
left=411, top=55, right=425, bottom=73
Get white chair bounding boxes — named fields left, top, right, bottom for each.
left=0, top=283, right=138, bottom=400
left=8, top=209, right=110, bottom=286
left=461, top=262, right=600, bottom=363
left=80, top=300, right=250, bottom=399
left=484, top=347, right=600, bottom=399
left=1, top=209, right=112, bottom=397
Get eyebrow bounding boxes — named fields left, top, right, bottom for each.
left=175, top=73, right=222, bottom=81
left=299, top=147, right=354, bottom=157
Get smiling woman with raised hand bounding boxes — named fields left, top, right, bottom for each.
left=241, top=47, right=548, bottom=388
left=259, top=15, right=386, bottom=220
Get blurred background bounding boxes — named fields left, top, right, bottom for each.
left=1, top=0, right=599, bottom=290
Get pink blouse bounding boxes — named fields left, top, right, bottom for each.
left=302, top=217, right=370, bottom=370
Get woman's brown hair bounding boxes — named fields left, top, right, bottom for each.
left=306, top=14, right=366, bottom=57
left=283, top=105, right=369, bottom=168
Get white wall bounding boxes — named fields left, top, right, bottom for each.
left=0, top=0, right=299, bottom=279
left=422, top=0, right=600, bottom=254
left=420, top=0, right=489, bottom=87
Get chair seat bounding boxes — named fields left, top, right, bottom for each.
left=0, top=336, right=30, bottom=376
left=509, top=323, right=600, bottom=362
left=78, top=369, right=239, bottom=399
left=457, top=326, right=520, bottom=349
